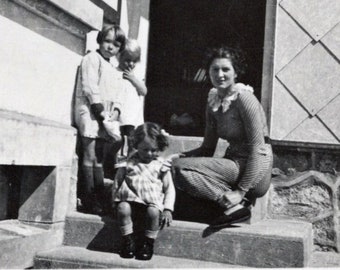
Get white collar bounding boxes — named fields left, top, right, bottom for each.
left=208, top=83, right=254, bottom=113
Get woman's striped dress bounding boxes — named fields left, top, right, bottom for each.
left=172, top=85, right=273, bottom=204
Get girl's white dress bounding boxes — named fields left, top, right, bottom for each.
left=74, top=51, right=122, bottom=139
left=114, top=67, right=144, bottom=128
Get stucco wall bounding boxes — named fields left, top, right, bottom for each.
left=0, top=16, right=80, bottom=125
left=0, top=0, right=104, bottom=125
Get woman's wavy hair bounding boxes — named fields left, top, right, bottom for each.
left=204, top=46, right=247, bottom=79
left=96, top=24, right=126, bottom=52
left=130, top=122, right=169, bottom=151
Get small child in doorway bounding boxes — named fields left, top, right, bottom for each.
left=116, top=39, right=147, bottom=157
left=112, top=122, right=175, bottom=260
left=74, top=24, right=126, bottom=215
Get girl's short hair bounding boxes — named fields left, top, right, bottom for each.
left=130, top=122, right=169, bottom=151
left=96, top=24, right=126, bottom=52
left=119, top=39, right=141, bottom=62
left=204, top=46, right=247, bottom=78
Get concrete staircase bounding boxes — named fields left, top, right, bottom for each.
left=33, top=136, right=313, bottom=268
left=33, top=211, right=313, bottom=268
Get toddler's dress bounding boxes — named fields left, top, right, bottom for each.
left=112, top=154, right=172, bottom=212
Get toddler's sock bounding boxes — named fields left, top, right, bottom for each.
left=120, top=222, right=133, bottom=236
left=145, top=229, right=159, bottom=239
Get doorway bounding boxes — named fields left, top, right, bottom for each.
left=145, top=0, right=267, bottom=136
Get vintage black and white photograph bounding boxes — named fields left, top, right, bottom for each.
left=0, top=0, right=340, bottom=268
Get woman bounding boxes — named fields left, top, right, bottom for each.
left=172, top=46, right=273, bottom=229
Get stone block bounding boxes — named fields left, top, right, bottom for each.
left=63, top=212, right=119, bottom=252
left=19, top=166, right=71, bottom=223
left=63, top=212, right=312, bottom=267
left=0, top=0, right=90, bottom=54
left=48, top=0, right=103, bottom=30
left=67, top=155, right=79, bottom=213
left=53, top=166, right=72, bottom=221
left=0, top=220, right=64, bottom=269
left=156, top=220, right=312, bottom=267
left=0, top=110, right=77, bottom=167
left=34, top=246, right=239, bottom=269
left=269, top=171, right=337, bottom=249
left=313, top=215, right=336, bottom=247
left=270, top=172, right=333, bottom=219
left=248, top=189, right=269, bottom=224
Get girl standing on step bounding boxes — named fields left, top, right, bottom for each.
left=74, top=24, right=126, bottom=215
left=172, top=46, right=273, bottom=228
left=116, top=39, right=147, bottom=157
left=112, top=122, right=175, bottom=260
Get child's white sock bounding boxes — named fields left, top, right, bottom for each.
left=145, top=230, right=159, bottom=239
left=120, top=223, right=133, bottom=236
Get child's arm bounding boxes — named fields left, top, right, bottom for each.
left=81, top=54, right=105, bottom=121
left=123, top=68, right=147, bottom=96
left=160, top=170, right=175, bottom=229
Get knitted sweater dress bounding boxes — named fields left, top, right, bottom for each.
left=173, top=83, right=273, bottom=202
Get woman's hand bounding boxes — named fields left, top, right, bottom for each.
left=217, top=189, right=246, bottom=208
left=159, top=209, right=173, bottom=229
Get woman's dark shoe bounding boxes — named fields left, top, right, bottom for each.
left=135, top=237, right=154, bottom=260
left=119, top=234, right=135, bottom=259
left=210, top=207, right=251, bottom=229
left=241, top=198, right=252, bottom=208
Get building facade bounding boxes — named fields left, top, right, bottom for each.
left=0, top=0, right=339, bottom=268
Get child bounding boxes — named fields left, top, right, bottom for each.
left=74, top=24, right=126, bottom=215
left=116, top=39, right=147, bottom=157
left=112, top=122, right=175, bottom=260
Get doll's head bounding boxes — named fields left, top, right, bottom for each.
left=97, top=24, right=126, bottom=58
left=118, top=39, right=141, bottom=70
left=130, top=122, right=169, bottom=163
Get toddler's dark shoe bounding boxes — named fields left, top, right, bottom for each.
left=119, top=234, right=135, bottom=259
left=210, top=207, right=251, bottom=229
left=135, top=237, right=154, bottom=261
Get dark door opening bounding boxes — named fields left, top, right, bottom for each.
left=145, top=0, right=266, bottom=136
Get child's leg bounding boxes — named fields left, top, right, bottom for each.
left=145, top=206, right=160, bottom=239
left=103, top=139, right=123, bottom=179
left=80, top=137, right=103, bottom=214
left=117, top=202, right=135, bottom=258
left=117, top=202, right=133, bottom=229
left=125, top=125, right=135, bottom=156
left=135, top=206, right=160, bottom=260
left=120, top=125, right=135, bottom=157
left=93, top=138, right=105, bottom=193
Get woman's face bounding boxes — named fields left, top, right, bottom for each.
left=209, top=58, right=237, bottom=91
left=99, top=30, right=121, bottom=58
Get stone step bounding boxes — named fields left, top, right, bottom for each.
left=63, top=211, right=313, bottom=267
left=34, top=246, right=240, bottom=268
left=0, top=220, right=64, bottom=269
